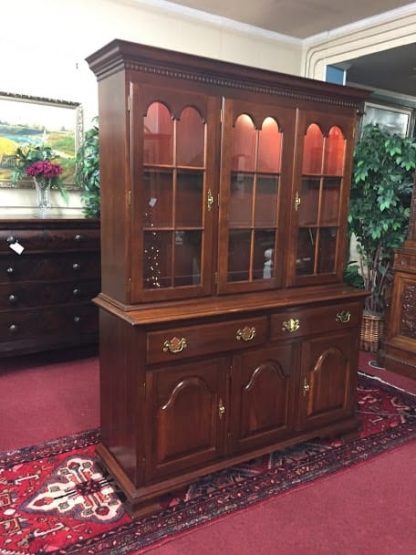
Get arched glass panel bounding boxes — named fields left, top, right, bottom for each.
left=258, top=117, right=282, bottom=173
left=231, top=114, right=256, bottom=172
left=324, top=126, right=345, bottom=175
left=302, top=123, right=324, bottom=174
left=144, top=102, right=173, bottom=165
left=176, top=106, right=205, bottom=167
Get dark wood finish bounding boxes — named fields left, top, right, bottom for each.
left=384, top=248, right=416, bottom=379
left=87, top=39, right=368, bottom=516
left=0, top=218, right=100, bottom=357
left=297, top=330, right=358, bottom=431
left=230, top=343, right=296, bottom=454
left=146, top=316, right=267, bottom=364
left=384, top=175, right=416, bottom=379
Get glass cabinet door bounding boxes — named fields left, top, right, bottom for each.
left=131, top=85, right=220, bottom=301
left=291, top=112, right=355, bottom=286
left=218, top=99, right=295, bottom=293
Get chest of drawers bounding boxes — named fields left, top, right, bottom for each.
left=0, top=217, right=100, bottom=357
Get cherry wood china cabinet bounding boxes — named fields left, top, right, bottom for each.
left=384, top=179, right=416, bottom=379
left=87, top=39, right=369, bottom=516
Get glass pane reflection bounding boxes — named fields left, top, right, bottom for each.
left=174, top=231, right=202, bottom=286
left=228, top=230, right=251, bottom=281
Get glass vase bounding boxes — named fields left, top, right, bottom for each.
left=33, top=177, right=52, bottom=217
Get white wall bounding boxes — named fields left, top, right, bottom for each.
left=1, top=0, right=302, bottom=215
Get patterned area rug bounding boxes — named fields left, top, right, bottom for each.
left=1, top=372, right=416, bottom=555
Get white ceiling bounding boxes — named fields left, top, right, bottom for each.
left=166, top=0, right=414, bottom=39
left=160, top=0, right=416, bottom=99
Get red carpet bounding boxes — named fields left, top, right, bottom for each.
left=1, top=373, right=415, bottom=554
left=144, top=441, right=416, bottom=555
left=0, top=349, right=99, bottom=451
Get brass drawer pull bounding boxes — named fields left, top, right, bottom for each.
left=9, top=324, right=18, bottom=333
left=72, top=263, right=81, bottom=271
left=282, top=318, right=300, bottom=333
left=72, top=288, right=80, bottom=297
left=162, top=337, right=187, bottom=354
left=6, top=236, right=16, bottom=244
left=6, top=266, right=15, bottom=275
left=218, top=399, right=225, bottom=419
left=8, top=294, right=17, bottom=304
left=336, top=311, right=351, bottom=324
left=74, top=234, right=83, bottom=241
left=73, top=316, right=81, bottom=324
left=303, top=377, right=310, bottom=396
left=236, top=326, right=256, bottom=342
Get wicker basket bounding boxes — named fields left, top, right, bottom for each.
left=360, top=312, right=384, bottom=353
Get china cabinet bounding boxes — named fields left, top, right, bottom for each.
left=87, top=39, right=368, bottom=516
left=0, top=217, right=100, bottom=356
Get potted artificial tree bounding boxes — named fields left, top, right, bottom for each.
left=75, top=119, right=100, bottom=218
left=348, top=123, right=416, bottom=353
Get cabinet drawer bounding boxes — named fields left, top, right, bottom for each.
left=147, top=316, right=267, bottom=364
left=0, top=228, right=100, bottom=253
left=0, top=253, right=100, bottom=283
left=0, top=280, right=100, bottom=309
left=0, top=303, right=98, bottom=342
left=271, top=302, right=361, bottom=340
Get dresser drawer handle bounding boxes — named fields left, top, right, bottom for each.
left=9, top=324, right=18, bottom=333
left=8, top=294, right=18, bottom=304
left=6, top=266, right=15, bottom=275
left=236, top=326, right=256, bottom=342
left=282, top=318, right=300, bottom=333
left=72, top=263, right=81, bottom=271
left=336, top=311, right=351, bottom=324
left=74, top=234, right=83, bottom=241
left=73, top=316, right=81, bottom=324
left=6, top=236, right=16, bottom=244
left=72, top=288, right=80, bottom=297
left=162, top=337, right=187, bottom=354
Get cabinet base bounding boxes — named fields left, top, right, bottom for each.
left=97, top=415, right=359, bottom=519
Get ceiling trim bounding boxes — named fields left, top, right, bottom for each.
left=304, top=1, right=416, bottom=46
left=109, top=0, right=302, bottom=45
left=302, top=6, right=416, bottom=80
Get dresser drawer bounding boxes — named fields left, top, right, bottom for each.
left=146, top=316, right=267, bottom=364
left=0, top=303, right=98, bottom=342
left=0, top=228, right=100, bottom=253
left=271, top=302, right=362, bottom=340
left=0, top=252, right=100, bottom=283
left=0, top=279, right=100, bottom=309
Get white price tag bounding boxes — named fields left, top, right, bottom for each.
left=9, top=241, right=24, bottom=255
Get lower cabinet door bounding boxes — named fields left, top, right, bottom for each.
left=297, top=330, right=357, bottom=431
left=145, top=358, right=227, bottom=481
left=230, top=343, right=296, bottom=454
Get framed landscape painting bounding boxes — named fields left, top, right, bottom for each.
left=0, top=92, right=83, bottom=188
left=361, top=101, right=413, bottom=137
